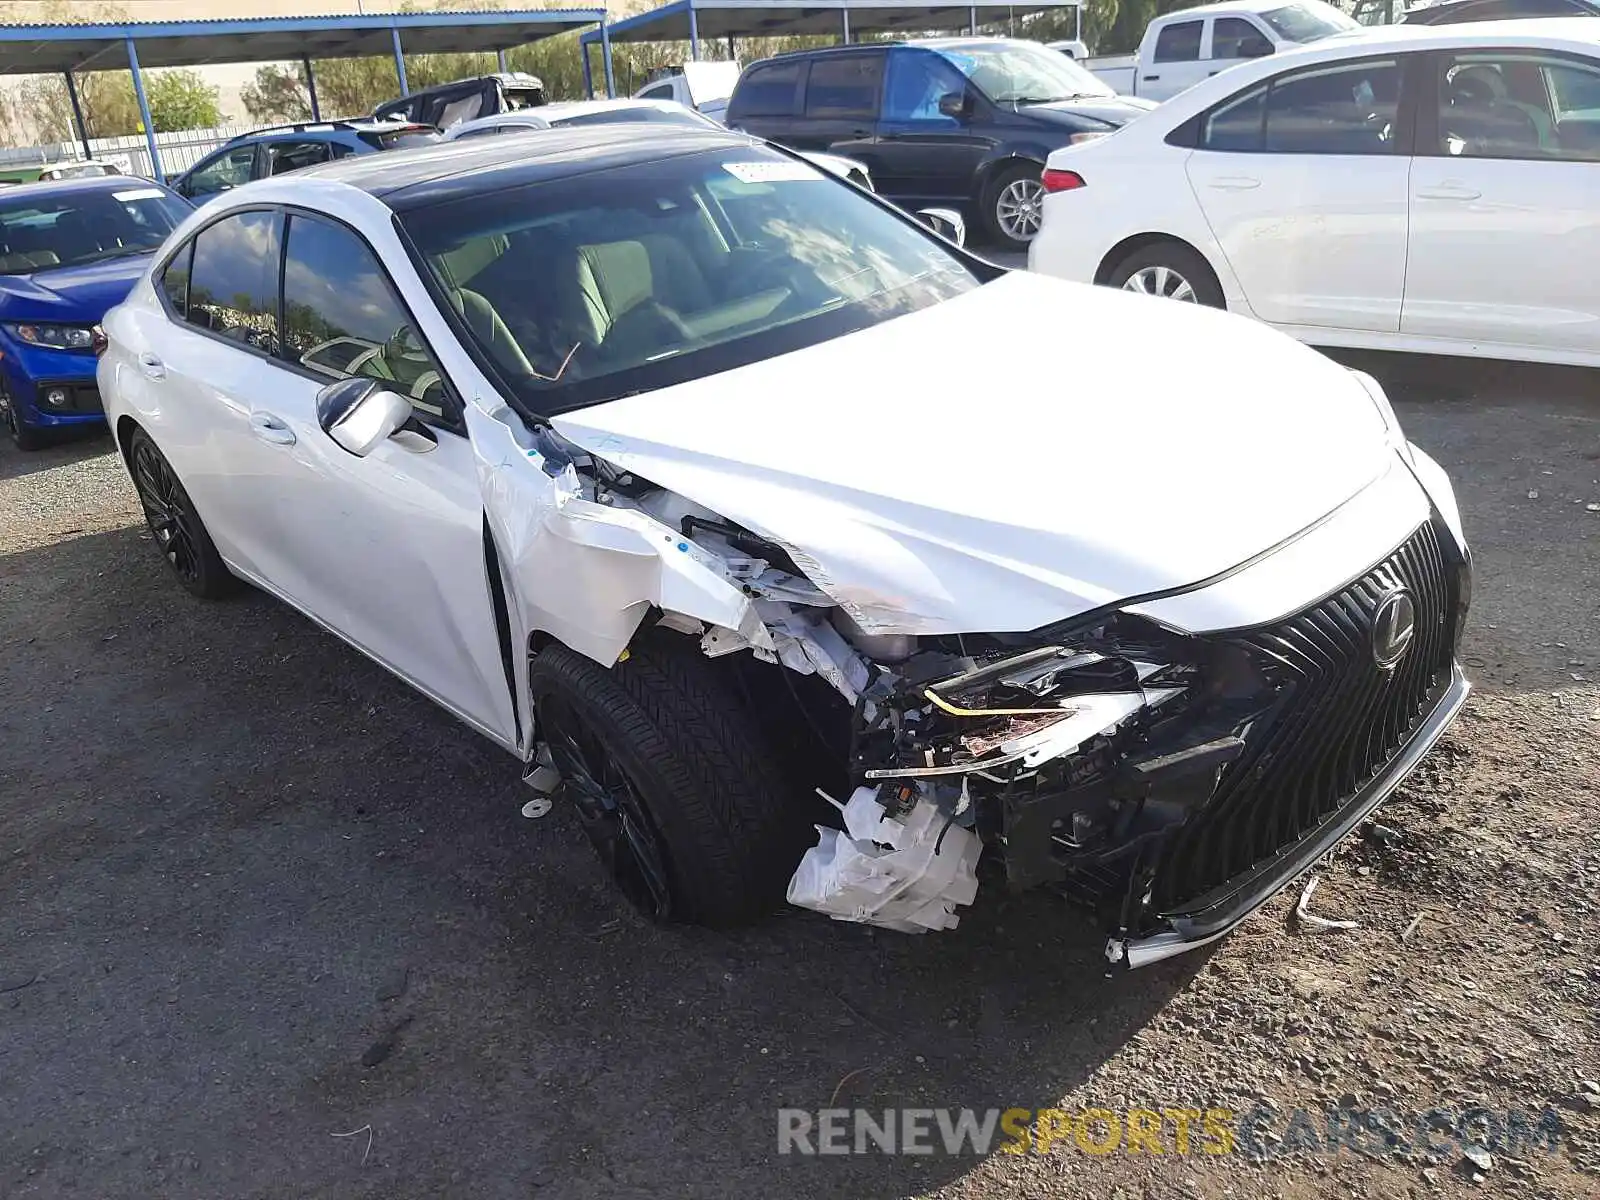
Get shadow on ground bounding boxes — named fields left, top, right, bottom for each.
left=0, top=525, right=1200, bottom=1200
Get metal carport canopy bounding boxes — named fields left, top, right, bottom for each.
left=0, top=9, right=605, bottom=73
left=579, top=0, right=1079, bottom=46
left=0, top=8, right=606, bottom=182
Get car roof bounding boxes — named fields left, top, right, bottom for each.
left=292, top=122, right=751, bottom=210
left=0, top=174, right=173, bottom=202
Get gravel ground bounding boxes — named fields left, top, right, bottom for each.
left=0, top=353, right=1596, bottom=1200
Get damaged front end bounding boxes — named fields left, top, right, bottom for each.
left=475, top=407, right=1467, bottom=965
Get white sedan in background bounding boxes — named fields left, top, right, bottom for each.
left=1029, top=18, right=1600, bottom=368
left=443, top=98, right=878, bottom=191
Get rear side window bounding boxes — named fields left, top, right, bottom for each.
left=1154, top=21, right=1203, bottom=63
left=160, top=240, right=193, bottom=317
left=265, top=139, right=333, bottom=176
left=185, top=209, right=281, bottom=351
left=638, top=82, right=675, bottom=100
left=804, top=54, right=885, bottom=119
left=280, top=214, right=449, bottom=420
left=730, top=60, right=803, bottom=118
left=1198, top=59, right=1400, bottom=154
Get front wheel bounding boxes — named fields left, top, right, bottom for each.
left=2, top=389, right=45, bottom=451
left=1105, top=241, right=1226, bottom=308
left=528, top=636, right=815, bottom=927
left=983, top=162, right=1047, bottom=252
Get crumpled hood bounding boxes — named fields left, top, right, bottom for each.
left=0, top=254, right=153, bottom=323
left=553, top=271, right=1392, bottom=636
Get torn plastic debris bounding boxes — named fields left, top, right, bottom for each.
left=787, top=785, right=980, bottom=933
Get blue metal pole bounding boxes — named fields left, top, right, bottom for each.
left=842, top=6, right=851, bottom=43
left=688, top=1, right=700, bottom=61
left=303, top=56, right=321, bottom=120
left=497, top=49, right=509, bottom=73
left=969, top=5, right=978, bottom=34
left=581, top=43, right=594, bottom=99
left=125, top=38, right=163, bottom=182
left=392, top=27, right=409, bottom=96
left=600, top=17, right=615, bottom=99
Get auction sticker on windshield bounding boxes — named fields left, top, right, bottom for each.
left=723, top=161, right=823, bottom=184
left=112, top=188, right=168, bottom=202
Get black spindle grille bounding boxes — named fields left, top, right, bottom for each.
left=1152, top=520, right=1459, bottom=917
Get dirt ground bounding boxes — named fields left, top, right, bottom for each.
left=0, top=352, right=1596, bottom=1200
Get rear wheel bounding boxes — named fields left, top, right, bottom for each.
left=528, top=635, right=815, bottom=927
left=983, top=162, right=1047, bottom=251
left=127, top=427, right=239, bottom=599
left=1106, top=241, right=1225, bottom=308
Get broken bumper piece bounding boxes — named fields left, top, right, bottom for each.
left=1106, top=663, right=1471, bottom=969
left=787, top=785, right=981, bottom=933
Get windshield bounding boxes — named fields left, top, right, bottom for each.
left=0, top=185, right=188, bottom=274
left=935, top=40, right=1114, bottom=102
left=1259, top=2, right=1359, bottom=41
left=401, top=146, right=981, bottom=415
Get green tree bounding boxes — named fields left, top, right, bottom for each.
left=146, top=69, right=222, bottom=131
left=241, top=64, right=313, bottom=125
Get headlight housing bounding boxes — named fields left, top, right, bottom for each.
left=6, top=322, right=97, bottom=351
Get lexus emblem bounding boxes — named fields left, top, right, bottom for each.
left=1371, top=589, right=1417, bottom=668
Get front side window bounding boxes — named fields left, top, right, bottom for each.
left=401, top=146, right=983, bottom=417
left=731, top=61, right=803, bottom=118
left=934, top=41, right=1113, bottom=102
left=1434, top=52, right=1600, bottom=160
left=883, top=49, right=970, bottom=123
left=1154, top=21, right=1203, bottom=64
left=1211, top=18, right=1274, bottom=60
left=803, top=54, right=885, bottom=119
left=280, top=214, right=448, bottom=419
left=1198, top=59, right=1399, bottom=154
left=184, top=145, right=256, bottom=197
left=265, top=140, right=333, bottom=176
left=0, top=186, right=189, bottom=275
left=185, top=209, right=281, bottom=350
left=1257, top=2, right=1359, bottom=41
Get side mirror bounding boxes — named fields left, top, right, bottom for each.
left=316, top=376, right=413, bottom=457
left=915, top=207, right=966, bottom=247
left=936, top=90, right=970, bottom=120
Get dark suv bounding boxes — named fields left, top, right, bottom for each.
left=373, top=73, right=547, bottom=132
left=725, top=38, right=1155, bottom=250
left=169, top=120, right=439, bottom=203
left=1400, top=0, right=1600, bottom=21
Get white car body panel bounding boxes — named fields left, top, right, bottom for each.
left=1030, top=19, right=1600, bottom=368
left=552, top=271, right=1392, bottom=638
left=1184, top=150, right=1410, bottom=331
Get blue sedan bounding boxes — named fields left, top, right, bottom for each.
left=0, top=176, right=191, bottom=450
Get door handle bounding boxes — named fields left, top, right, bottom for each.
left=248, top=411, right=296, bottom=446
left=1416, top=183, right=1480, bottom=201
left=849, top=128, right=871, bottom=138
left=1142, top=75, right=1160, bottom=82
left=137, top=352, right=164, bottom=380
left=1207, top=175, right=1261, bottom=191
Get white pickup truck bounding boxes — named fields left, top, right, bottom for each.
left=1077, top=0, right=1358, bottom=102
left=632, top=60, right=743, bottom=123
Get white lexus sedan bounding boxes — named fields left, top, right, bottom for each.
left=99, top=126, right=1470, bottom=967
left=1029, top=18, right=1600, bottom=368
